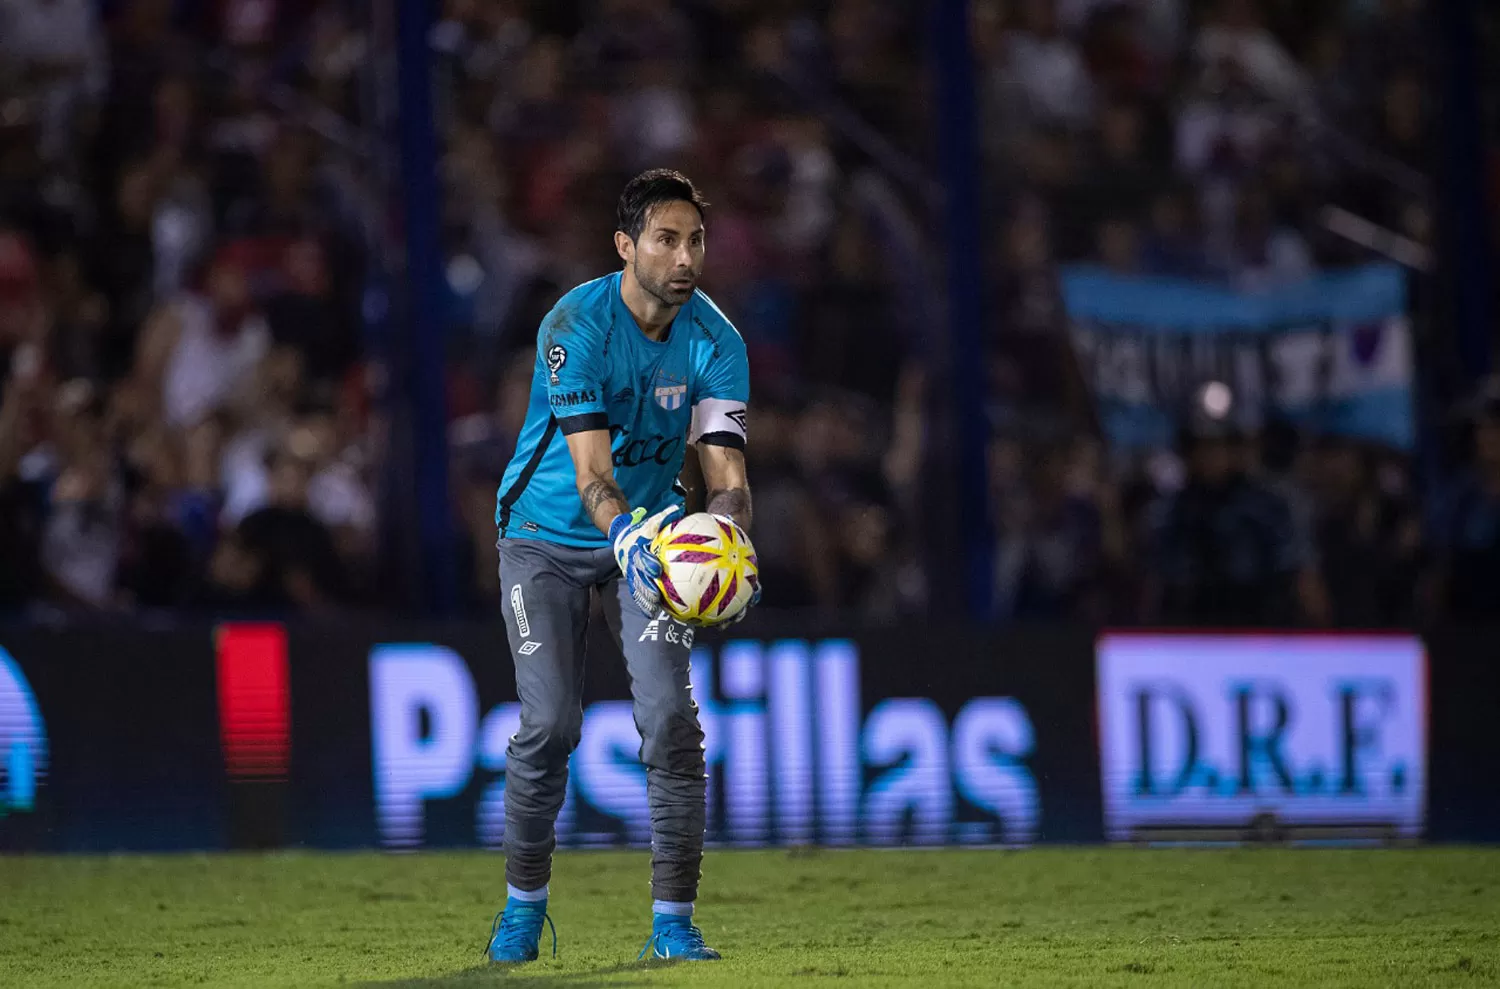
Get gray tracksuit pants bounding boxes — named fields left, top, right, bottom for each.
left=497, top=536, right=706, bottom=903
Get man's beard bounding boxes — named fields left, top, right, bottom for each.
left=636, top=262, right=695, bottom=306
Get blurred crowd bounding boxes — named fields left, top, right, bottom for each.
left=971, top=0, right=1500, bottom=626
left=435, top=0, right=1498, bottom=626
left=2, top=0, right=1498, bottom=625
left=1, top=0, right=378, bottom=618
left=978, top=0, right=1443, bottom=427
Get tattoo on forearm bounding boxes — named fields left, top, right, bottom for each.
left=582, top=475, right=629, bottom=530
left=707, top=486, right=752, bottom=530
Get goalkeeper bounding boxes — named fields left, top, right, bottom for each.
left=485, top=170, right=756, bottom=964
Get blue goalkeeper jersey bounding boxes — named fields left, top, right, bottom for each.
left=496, top=272, right=750, bottom=547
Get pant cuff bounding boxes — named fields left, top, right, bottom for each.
left=650, top=884, right=699, bottom=903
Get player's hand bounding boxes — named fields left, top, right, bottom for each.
left=720, top=577, right=761, bottom=625
left=610, top=505, right=683, bottom=617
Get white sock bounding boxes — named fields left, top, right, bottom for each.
left=508, top=883, right=548, bottom=903
left=653, top=899, right=693, bottom=917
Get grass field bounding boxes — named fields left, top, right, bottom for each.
left=1, top=847, right=1497, bottom=988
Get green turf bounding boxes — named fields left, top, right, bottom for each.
left=1, top=847, right=1497, bottom=988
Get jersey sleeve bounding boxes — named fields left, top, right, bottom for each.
left=540, top=305, right=609, bottom=435
left=689, top=317, right=750, bottom=450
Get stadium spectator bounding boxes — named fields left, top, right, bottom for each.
left=738, top=403, right=822, bottom=611
left=1004, top=0, right=1095, bottom=131
left=1223, top=182, right=1314, bottom=290
left=0, top=0, right=107, bottom=163
left=236, top=442, right=347, bottom=611
left=132, top=245, right=270, bottom=430
left=1094, top=215, right=1143, bottom=273
left=992, top=439, right=1118, bottom=621
left=1074, top=100, right=1161, bottom=244
left=90, top=160, right=170, bottom=381
left=796, top=213, right=904, bottom=405
left=1310, top=437, right=1421, bottom=626
left=1138, top=184, right=1210, bottom=277
left=986, top=196, right=1091, bottom=430
left=1145, top=418, right=1324, bottom=626
left=39, top=390, right=121, bottom=612
left=116, top=420, right=203, bottom=610
left=1191, top=0, right=1310, bottom=110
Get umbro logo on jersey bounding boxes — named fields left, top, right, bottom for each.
left=612, top=387, right=635, bottom=404
left=517, top=641, right=543, bottom=655
left=726, top=408, right=748, bottom=432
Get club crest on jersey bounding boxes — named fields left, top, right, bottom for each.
left=653, top=370, right=687, bottom=411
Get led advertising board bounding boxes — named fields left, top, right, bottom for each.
left=367, top=634, right=1069, bottom=849
left=1097, top=633, right=1426, bottom=841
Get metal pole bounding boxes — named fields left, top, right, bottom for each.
left=394, top=0, right=456, bottom=614
left=1433, top=0, right=1493, bottom=385
left=930, top=0, right=993, bottom=618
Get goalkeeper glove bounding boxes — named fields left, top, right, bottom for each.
left=610, top=504, right=683, bottom=617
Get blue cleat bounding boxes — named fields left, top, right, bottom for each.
left=637, top=913, right=721, bottom=961
left=484, top=898, right=557, bottom=964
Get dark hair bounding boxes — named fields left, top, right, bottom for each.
left=616, top=169, right=708, bottom=241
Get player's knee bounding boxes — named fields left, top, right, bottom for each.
left=541, top=713, right=583, bottom=762
left=637, top=697, right=705, bottom=772
left=516, top=709, right=583, bottom=766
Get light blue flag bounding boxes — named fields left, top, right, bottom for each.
left=1061, top=263, right=1414, bottom=451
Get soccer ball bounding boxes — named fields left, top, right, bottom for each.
left=651, top=512, right=759, bottom=626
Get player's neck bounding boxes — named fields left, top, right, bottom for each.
left=620, top=268, right=678, bottom=341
